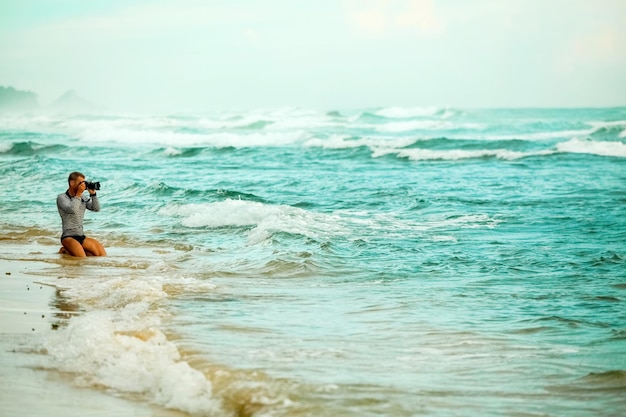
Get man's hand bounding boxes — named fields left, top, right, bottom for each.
left=77, top=181, right=87, bottom=196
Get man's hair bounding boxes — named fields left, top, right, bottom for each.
left=68, top=171, right=85, bottom=184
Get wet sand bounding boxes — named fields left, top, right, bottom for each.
left=0, top=246, right=186, bottom=417
left=0, top=261, right=59, bottom=333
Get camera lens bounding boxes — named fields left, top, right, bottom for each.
left=86, top=181, right=101, bottom=190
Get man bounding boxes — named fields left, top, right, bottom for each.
left=57, top=171, right=107, bottom=257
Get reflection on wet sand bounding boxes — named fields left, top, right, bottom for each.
left=50, top=289, right=81, bottom=328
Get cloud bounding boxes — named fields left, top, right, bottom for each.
left=395, top=0, right=444, bottom=35
left=344, top=0, right=444, bottom=37
left=556, top=27, right=626, bottom=73
left=571, top=29, right=625, bottom=63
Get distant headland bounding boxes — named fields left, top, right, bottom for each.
left=0, top=85, right=100, bottom=113
left=0, top=86, right=38, bottom=111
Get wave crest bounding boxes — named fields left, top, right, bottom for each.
left=158, top=199, right=347, bottom=244
left=0, top=141, right=68, bottom=156
left=372, top=147, right=554, bottom=161
left=557, top=138, right=626, bottom=157
left=375, top=106, right=450, bottom=119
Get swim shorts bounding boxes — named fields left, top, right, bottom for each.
left=61, top=235, right=86, bottom=244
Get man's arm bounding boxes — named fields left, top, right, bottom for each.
left=86, top=194, right=100, bottom=212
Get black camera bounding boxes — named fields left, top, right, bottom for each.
left=85, top=181, right=101, bottom=190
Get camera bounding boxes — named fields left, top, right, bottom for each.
left=85, top=181, right=101, bottom=190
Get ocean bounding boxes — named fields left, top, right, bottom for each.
left=1, top=106, right=625, bottom=416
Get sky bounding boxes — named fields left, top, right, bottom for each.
left=1, top=0, right=625, bottom=112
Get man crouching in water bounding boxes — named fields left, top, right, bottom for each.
left=57, top=171, right=107, bottom=257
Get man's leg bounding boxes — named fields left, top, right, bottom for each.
left=61, top=237, right=87, bottom=257
left=83, top=237, right=107, bottom=256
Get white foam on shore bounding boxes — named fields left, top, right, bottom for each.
left=40, top=274, right=224, bottom=416
left=0, top=333, right=178, bottom=417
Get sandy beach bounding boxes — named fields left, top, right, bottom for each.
left=0, top=261, right=58, bottom=333
left=0, top=243, right=185, bottom=417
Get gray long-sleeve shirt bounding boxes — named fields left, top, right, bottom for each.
left=57, top=190, right=100, bottom=238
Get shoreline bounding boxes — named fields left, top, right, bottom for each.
left=0, top=243, right=185, bottom=417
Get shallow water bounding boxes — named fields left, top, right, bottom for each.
left=1, top=107, right=625, bottom=416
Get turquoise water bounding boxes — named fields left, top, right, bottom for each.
left=1, top=107, right=625, bottom=416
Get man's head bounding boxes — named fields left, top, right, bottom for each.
left=68, top=171, right=86, bottom=194
left=68, top=171, right=85, bottom=184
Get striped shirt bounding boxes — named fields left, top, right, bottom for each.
left=57, top=190, right=100, bottom=239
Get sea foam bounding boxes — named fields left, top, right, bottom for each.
left=375, top=106, right=443, bottom=118
left=79, top=128, right=309, bottom=148
left=557, top=138, right=626, bottom=157
left=374, top=120, right=455, bottom=132
left=304, top=135, right=417, bottom=149
left=371, top=147, right=554, bottom=161
left=42, top=274, right=224, bottom=416
left=159, top=199, right=347, bottom=244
